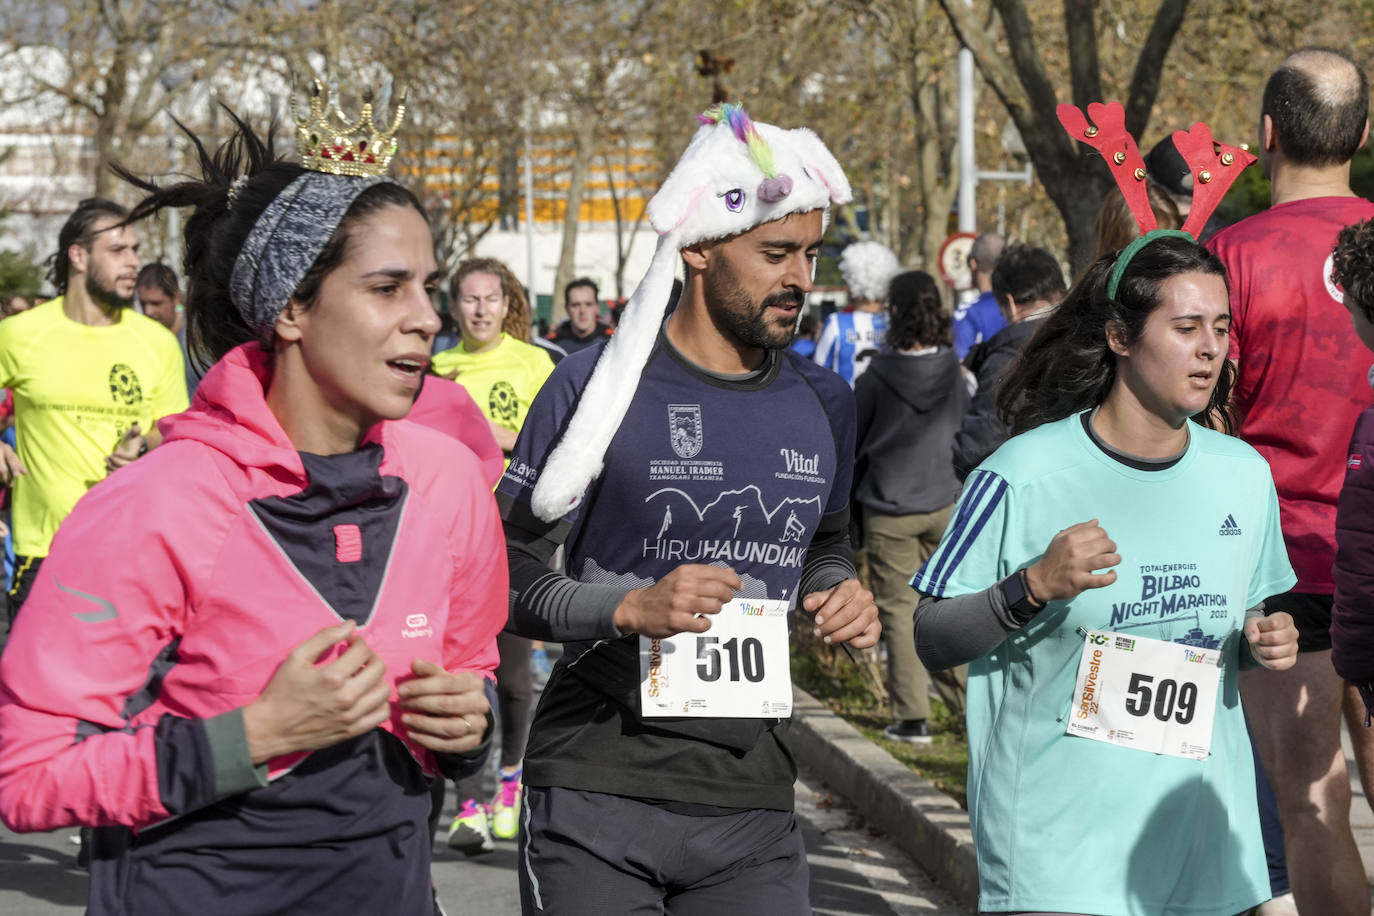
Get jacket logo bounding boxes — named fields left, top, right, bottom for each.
left=1350, top=453, right=1364, bottom=470
left=54, top=576, right=119, bottom=622
left=402, top=613, right=433, bottom=639
left=668, top=404, right=703, bottom=459
left=1219, top=514, right=1242, bottom=536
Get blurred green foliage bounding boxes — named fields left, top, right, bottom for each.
left=1217, top=146, right=1374, bottom=226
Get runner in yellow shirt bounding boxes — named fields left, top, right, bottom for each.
left=430, top=256, right=554, bottom=855
left=0, top=199, right=188, bottom=625
left=431, top=258, right=554, bottom=457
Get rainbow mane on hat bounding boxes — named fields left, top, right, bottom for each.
left=699, top=104, right=779, bottom=180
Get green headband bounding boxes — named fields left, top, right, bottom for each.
left=1107, top=229, right=1196, bottom=300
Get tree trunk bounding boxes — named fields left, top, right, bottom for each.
left=92, top=41, right=130, bottom=198
left=935, top=0, right=1192, bottom=275
left=1038, top=159, right=1111, bottom=274
left=551, top=121, right=595, bottom=326
left=910, top=53, right=959, bottom=296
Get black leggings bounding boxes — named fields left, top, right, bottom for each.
left=6, top=554, right=42, bottom=628
left=455, top=629, right=533, bottom=800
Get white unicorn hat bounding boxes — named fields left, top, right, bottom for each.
left=530, top=104, right=852, bottom=522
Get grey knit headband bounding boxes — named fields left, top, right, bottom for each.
left=229, top=171, right=394, bottom=334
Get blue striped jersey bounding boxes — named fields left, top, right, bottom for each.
left=813, top=310, right=887, bottom=386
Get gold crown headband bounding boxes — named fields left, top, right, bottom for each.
left=293, top=81, right=407, bottom=178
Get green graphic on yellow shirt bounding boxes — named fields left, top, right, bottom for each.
left=108, top=364, right=143, bottom=406
left=489, top=381, right=519, bottom=423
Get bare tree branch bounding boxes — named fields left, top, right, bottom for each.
left=934, top=0, right=1026, bottom=121
left=989, top=0, right=1061, bottom=125
left=1064, top=0, right=1102, bottom=110
left=1124, top=0, right=1189, bottom=138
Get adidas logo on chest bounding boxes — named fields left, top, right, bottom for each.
left=1219, top=514, right=1242, bottom=536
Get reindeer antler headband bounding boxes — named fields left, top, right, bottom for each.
left=1057, top=101, right=1255, bottom=299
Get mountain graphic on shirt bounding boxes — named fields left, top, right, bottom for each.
left=580, top=555, right=772, bottom=599
left=645, top=486, right=822, bottom=540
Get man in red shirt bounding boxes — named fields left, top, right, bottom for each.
left=1208, top=46, right=1374, bottom=916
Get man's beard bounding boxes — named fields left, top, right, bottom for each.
left=86, top=268, right=134, bottom=311
left=704, top=258, right=802, bottom=351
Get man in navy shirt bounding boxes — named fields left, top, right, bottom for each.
left=497, top=105, right=879, bottom=915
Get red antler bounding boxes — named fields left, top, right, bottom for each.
left=1169, top=123, right=1257, bottom=238
left=1057, top=101, right=1157, bottom=234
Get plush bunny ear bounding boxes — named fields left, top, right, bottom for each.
left=531, top=235, right=681, bottom=521
left=645, top=126, right=716, bottom=236
left=784, top=126, right=854, bottom=206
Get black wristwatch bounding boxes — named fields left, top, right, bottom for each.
left=1000, top=568, right=1044, bottom=621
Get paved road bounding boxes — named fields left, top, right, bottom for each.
left=0, top=766, right=967, bottom=915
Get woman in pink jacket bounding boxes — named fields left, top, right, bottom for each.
left=0, top=108, right=509, bottom=914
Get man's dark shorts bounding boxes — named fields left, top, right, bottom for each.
left=518, top=785, right=808, bottom=915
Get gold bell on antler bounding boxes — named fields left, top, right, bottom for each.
left=1084, top=126, right=1099, bottom=138
left=1199, top=170, right=1213, bottom=183
left=1113, top=152, right=1127, bottom=165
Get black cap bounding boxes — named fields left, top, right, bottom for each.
left=1144, top=136, right=1192, bottom=200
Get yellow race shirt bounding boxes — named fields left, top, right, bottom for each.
left=0, top=298, right=189, bottom=556
left=431, top=333, right=555, bottom=439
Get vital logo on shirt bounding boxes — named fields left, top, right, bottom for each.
left=776, top=448, right=826, bottom=485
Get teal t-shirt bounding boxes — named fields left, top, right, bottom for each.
left=912, top=413, right=1295, bottom=916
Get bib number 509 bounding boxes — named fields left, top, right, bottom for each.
left=696, top=636, right=765, bottom=683
left=1124, top=673, right=1198, bottom=724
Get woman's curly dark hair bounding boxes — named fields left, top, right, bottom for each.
left=1332, top=219, right=1374, bottom=324
left=996, top=234, right=1235, bottom=435
left=885, top=270, right=950, bottom=350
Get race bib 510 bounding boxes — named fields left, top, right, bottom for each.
left=639, top=598, right=792, bottom=718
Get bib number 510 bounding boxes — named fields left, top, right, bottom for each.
left=1123, top=673, right=1198, bottom=725
left=696, top=636, right=765, bottom=683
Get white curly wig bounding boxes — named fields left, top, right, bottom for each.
left=839, top=240, right=901, bottom=303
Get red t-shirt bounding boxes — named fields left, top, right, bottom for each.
left=1208, top=196, right=1374, bottom=594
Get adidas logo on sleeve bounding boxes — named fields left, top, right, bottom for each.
left=1218, top=514, right=1242, bottom=536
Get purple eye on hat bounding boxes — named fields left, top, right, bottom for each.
left=722, top=188, right=745, bottom=212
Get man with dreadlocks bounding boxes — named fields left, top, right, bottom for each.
left=0, top=198, right=186, bottom=630
left=497, top=105, right=879, bottom=913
